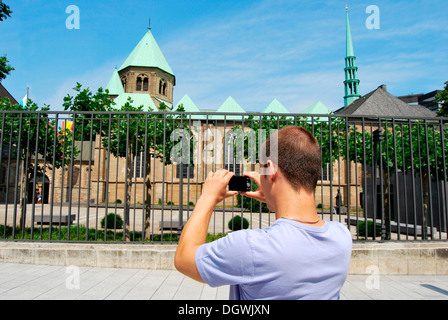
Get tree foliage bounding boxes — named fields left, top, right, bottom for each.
left=0, top=56, right=14, bottom=83
left=0, top=0, right=12, bottom=22
left=0, top=97, right=77, bottom=170
left=0, top=1, right=13, bottom=82
left=436, top=81, right=448, bottom=118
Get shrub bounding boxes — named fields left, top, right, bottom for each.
left=357, top=221, right=382, bottom=238
left=101, top=213, right=124, bottom=229
left=228, top=215, right=249, bottom=231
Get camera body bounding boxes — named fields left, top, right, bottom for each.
left=229, top=176, right=251, bottom=192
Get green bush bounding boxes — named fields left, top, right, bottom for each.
left=228, top=215, right=249, bottom=231
left=101, top=213, right=123, bottom=229
left=357, top=221, right=382, bottom=238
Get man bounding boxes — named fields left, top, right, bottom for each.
left=175, top=126, right=352, bottom=300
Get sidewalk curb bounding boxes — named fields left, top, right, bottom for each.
left=1, top=241, right=447, bottom=275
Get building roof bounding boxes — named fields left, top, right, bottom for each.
left=262, top=99, right=290, bottom=114
left=175, top=94, right=206, bottom=120
left=0, top=83, right=18, bottom=105
left=119, top=30, right=174, bottom=77
left=105, top=69, right=125, bottom=96
left=335, top=85, right=437, bottom=118
left=302, top=101, right=332, bottom=115
left=210, top=96, right=247, bottom=121
left=111, top=93, right=158, bottom=111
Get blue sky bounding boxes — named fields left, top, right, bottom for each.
left=1, top=0, right=447, bottom=113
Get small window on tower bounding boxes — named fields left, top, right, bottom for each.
left=136, top=77, right=143, bottom=91
left=159, top=79, right=167, bottom=96
left=143, top=78, right=149, bottom=91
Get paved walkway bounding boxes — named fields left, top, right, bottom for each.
left=0, top=263, right=447, bottom=300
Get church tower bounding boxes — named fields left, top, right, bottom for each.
left=344, top=5, right=361, bottom=107
left=106, top=26, right=175, bottom=110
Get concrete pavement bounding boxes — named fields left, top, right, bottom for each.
left=0, top=262, right=447, bottom=300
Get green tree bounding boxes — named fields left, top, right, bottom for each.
left=0, top=0, right=12, bottom=22
left=436, top=81, right=448, bottom=118
left=0, top=56, right=14, bottom=82
left=63, top=84, right=191, bottom=241
left=62, top=82, right=113, bottom=141
left=0, top=97, right=77, bottom=234
left=378, top=120, right=448, bottom=239
left=101, top=99, right=190, bottom=241
left=0, top=1, right=14, bottom=82
left=239, top=114, right=371, bottom=214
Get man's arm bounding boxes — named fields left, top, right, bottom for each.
left=174, top=170, right=238, bottom=282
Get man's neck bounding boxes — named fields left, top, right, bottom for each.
left=274, top=189, right=325, bottom=227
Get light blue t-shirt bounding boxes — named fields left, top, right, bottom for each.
left=195, top=218, right=352, bottom=300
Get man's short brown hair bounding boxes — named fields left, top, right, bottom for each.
left=262, top=126, right=322, bottom=193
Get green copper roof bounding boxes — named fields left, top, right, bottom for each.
left=262, top=99, right=289, bottom=114
left=301, top=101, right=332, bottom=121
left=112, top=93, right=157, bottom=111
left=346, top=10, right=355, bottom=57
left=218, top=96, right=245, bottom=113
left=175, top=94, right=206, bottom=120
left=210, top=97, right=247, bottom=121
left=105, top=69, right=125, bottom=96
left=302, top=101, right=331, bottom=114
left=119, top=30, right=174, bottom=76
left=176, top=94, right=200, bottom=112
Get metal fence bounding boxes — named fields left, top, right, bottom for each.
left=0, top=110, right=447, bottom=243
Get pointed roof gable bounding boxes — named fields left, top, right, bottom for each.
left=217, top=96, right=245, bottom=113
left=119, top=30, right=174, bottom=77
left=302, top=101, right=332, bottom=114
left=176, top=94, right=206, bottom=120
left=176, top=94, right=200, bottom=112
left=335, top=85, right=436, bottom=118
left=0, top=83, right=18, bottom=105
left=106, top=69, right=125, bottom=96
left=262, top=99, right=290, bottom=114
left=210, top=97, right=246, bottom=121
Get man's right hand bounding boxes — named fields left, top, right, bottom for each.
left=241, top=171, right=266, bottom=203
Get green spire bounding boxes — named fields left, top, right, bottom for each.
left=119, top=29, right=174, bottom=77
left=344, top=5, right=361, bottom=107
left=346, top=8, right=355, bottom=57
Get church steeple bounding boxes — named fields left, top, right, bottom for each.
left=344, top=5, right=361, bottom=107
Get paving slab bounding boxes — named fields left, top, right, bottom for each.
left=1, top=263, right=447, bottom=300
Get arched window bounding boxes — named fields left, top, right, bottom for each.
left=136, top=74, right=148, bottom=92
left=159, top=79, right=167, bottom=96
left=136, top=77, right=142, bottom=91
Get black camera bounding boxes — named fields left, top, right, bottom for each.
left=229, top=176, right=251, bottom=192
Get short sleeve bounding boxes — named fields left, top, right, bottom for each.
left=195, top=230, right=254, bottom=287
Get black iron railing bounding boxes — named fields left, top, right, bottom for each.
left=0, top=111, right=447, bottom=243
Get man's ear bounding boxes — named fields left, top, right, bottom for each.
left=266, top=160, right=278, bottom=182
